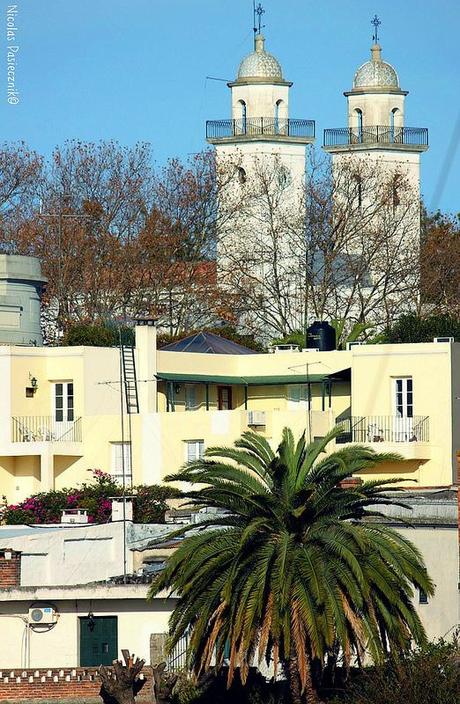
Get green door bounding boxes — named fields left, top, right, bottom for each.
left=79, top=616, right=118, bottom=666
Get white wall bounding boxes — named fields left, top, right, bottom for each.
left=0, top=523, right=132, bottom=586
left=0, top=586, right=176, bottom=667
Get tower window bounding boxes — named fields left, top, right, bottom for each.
left=275, top=100, right=284, bottom=134
left=239, top=100, right=247, bottom=133
left=237, top=166, right=247, bottom=184
left=392, top=175, right=401, bottom=211
left=390, top=108, right=400, bottom=143
left=355, top=109, right=363, bottom=142
left=277, top=166, right=291, bottom=188
left=354, top=175, right=363, bottom=209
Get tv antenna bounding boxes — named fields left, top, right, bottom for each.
left=371, top=14, right=381, bottom=43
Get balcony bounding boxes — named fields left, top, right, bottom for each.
left=12, top=416, right=82, bottom=443
left=336, top=416, right=429, bottom=444
left=323, top=126, right=428, bottom=151
left=206, top=117, right=315, bottom=143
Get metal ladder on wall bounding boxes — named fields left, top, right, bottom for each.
left=121, top=346, right=139, bottom=414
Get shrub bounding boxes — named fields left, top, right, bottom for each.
left=2, top=470, right=180, bottom=525
left=341, top=637, right=460, bottom=704
left=62, top=322, right=134, bottom=347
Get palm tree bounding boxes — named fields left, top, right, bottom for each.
left=148, top=427, right=434, bottom=704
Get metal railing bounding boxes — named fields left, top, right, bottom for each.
left=12, top=416, right=82, bottom=443
left=335, top=415, right=429, bottom=444
left=166, top=631, right=189, bottom=672
left=206, top=117, right=315, bottom=140
left=323, top=126, right=428, bottom=148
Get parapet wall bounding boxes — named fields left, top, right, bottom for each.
left=0, top=666, right=153, bottom=702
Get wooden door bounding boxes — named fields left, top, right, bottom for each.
left=79, top=616, right=118, bottom=666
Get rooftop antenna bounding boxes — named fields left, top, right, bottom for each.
left=371, top=14, right=381, bottom=43
left=253, top=2, right=265, bottom=44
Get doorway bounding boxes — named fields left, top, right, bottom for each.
left=79, top=616, right=118, bottom=666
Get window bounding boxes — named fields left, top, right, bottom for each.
left=275, top=99, right=284, bottom=133
left=390, top=108, right=400, bottom=142
left=185, top=384, right=197, bottom=411
left=237, top=166, right=247, bottom=184
left=392, top=175, right=401, bottom=211
left=53, top=382, right=74, bottom=422
left=186, top=440, right=204, bottom=463
left=111, top=442, right=132, bottom=486
left=355, top=108, right=363, bottom=141
left=239, top=100, right=247, bottom=132
left=419, top=588, right=428, bottom=604
left=288, top=384, right=309, bottom=410
left=277, top=166, right=291, bottom=188
left=394, top=377, right=413, bottom=418
left=217, top=386, right=232, bottom=410
left=354, top=175, right=362, bottom=209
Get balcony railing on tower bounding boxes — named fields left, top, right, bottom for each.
left=206, top=117, right=315, bottom=140
left=323, top=126, right=428, bottom=149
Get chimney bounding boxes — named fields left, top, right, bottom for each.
left=135, top=318, right=158, bottom=414
left=0, top=548, right=21, bottom=588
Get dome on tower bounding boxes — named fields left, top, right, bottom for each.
left=353, top=44, right=399, bottom=89
left=237, top=34, right=283, bottom=81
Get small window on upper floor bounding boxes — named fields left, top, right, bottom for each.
left=354, top=174, right=363, bottom=209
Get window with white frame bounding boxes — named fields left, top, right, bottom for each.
left=111, top=442, right=132, bottom=486
left=53, top=381, right=74, bottom=422
left=185, top=439, right=204, bottom=463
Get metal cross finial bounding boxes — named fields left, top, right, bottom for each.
left=253, top=2, right=265, bottom=36
left=371, top=14, right=381, bottom=43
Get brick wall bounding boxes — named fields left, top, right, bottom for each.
left=0, top=667, right=153, bottom=702
left=0, top=549, right=21, bottom=588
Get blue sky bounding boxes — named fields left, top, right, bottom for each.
left=3, top=0, right=459, bottom=213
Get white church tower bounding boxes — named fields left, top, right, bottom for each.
left=323, top=17, right=428, bottom=205
left=206, top=10, right=315, bottom=335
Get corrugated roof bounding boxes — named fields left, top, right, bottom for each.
left=160, top=331, right=257, bottom=355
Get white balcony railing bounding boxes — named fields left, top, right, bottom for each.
left=336, top=416, right=429, bottom=444
left=12, top=416, right=82, bottom=443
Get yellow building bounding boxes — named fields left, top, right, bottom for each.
left=0, top=322, right=458, bottom=504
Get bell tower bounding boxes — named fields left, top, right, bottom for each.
left=206, top=10, right=315, bottom=335
left=323, top=18, right=428, bottom=194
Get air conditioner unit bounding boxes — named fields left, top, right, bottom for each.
left=346, top=341, right=365, bottom=350
left=247, top=411, right=266, bottom=426
left=433, top=337, right=454, bottom=343
left=28, top=607, right=57, bottom=625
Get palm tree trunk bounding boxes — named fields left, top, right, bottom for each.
left=288, top=655, right=320, bottom=704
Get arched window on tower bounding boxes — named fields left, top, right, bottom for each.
left=390, top=108, right=400, bottom=143
left=239, top=100, right=247, bottom=134
left=275, top=100, right=284, bottom=134
left=355, top=109, right=363, bottom=143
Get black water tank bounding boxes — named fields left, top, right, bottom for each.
left=306, top=321, right=336, bottom=351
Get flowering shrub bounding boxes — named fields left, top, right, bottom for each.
left=2, top=469, right=181, bottom=525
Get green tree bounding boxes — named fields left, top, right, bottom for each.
left=383, top=313, right=460, bottom=343
left=148, top=428, right=433, bottom=704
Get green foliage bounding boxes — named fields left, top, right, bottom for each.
left=340, top=636, right=460, bottom=704
left=2, top=470, right=180, bottom=525
left=331, top=319, right=375, bottom=350
left=383, top=313, right=460, bottom=343
left=271, top=330, right=304, bottom=348
left=62, top=322, right=134, bottom=347
left=148, top=428, right=434, bottom=700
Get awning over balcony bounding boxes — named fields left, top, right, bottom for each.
left=156, top=370, right=350, bottom=386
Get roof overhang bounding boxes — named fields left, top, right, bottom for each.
left=156, top=369, right=350, bottom=386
